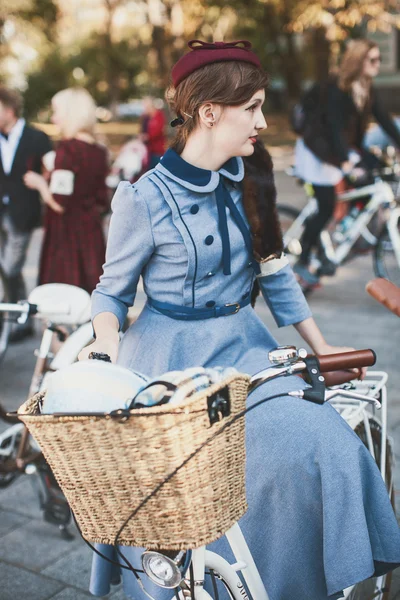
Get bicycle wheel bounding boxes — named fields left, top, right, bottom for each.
left=0, top=265, right=11, bottom=365
left=374, top=218, right=400, bottom=286
left=277, top=204, right=304, bottom=264
left=346, top=416, right=394, bottom=600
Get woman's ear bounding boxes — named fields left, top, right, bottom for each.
left=198, top=103, right=220, bottom=128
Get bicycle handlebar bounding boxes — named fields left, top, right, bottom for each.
left=250, top=349, right=377, bottom=394
left=317, top=349, right=376, bottom=372
left=0, top=300, right=71, bottom=318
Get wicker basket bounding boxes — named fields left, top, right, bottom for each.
left=18, top=374, right=249, bottom=550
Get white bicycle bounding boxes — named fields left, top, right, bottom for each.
left=278, top=164, right=400, bottom=287
left=123, top=348, right=394, bottom=600
left=0, top=283, right=94, bottom=532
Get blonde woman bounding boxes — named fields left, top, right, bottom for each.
left=294, top=39, right=400, bottom=288
left=24, top=88, right=109, bottom=293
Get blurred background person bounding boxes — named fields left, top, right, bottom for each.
left=0, top=86, right=52, bottom=341
left=24, top=87, right=109, bottom=294
left=294, top=39, right=400, bottom=288
left=139, top=96, right=166, bottom=169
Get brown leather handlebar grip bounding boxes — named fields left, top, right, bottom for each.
left=366, top=278, right=400, bottom=317
left=317, top=349, right=376, bottom=372
left=323, top=369, right=362, bottom=387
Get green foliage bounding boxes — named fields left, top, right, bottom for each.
left=17, top=0, right=59, bottom=43
left=23, top=33, right=146, bottom=119
left=24, top=50, right=71, bottom=120
left=68, top=33, right=144, bottom=106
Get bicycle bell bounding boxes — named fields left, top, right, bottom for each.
left=141, top=549, right=192, bottom=589
left=268, top=345, right=307, bottom=366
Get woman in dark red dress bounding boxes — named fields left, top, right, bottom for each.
left=24, top=87, right=109, bottom=294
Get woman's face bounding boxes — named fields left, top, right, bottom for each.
left=363, top=47, right=381, bottom=79
left=213, top=89, right=267, bottom=157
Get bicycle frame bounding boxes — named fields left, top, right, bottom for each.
left=333, top=181, right=395, bottom=265
left=283, top=179, right=399, bottom=268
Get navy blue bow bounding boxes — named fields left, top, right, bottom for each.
left=0, top=132, right=9, bottom=141
left=215, top=179, right=260, bottom=276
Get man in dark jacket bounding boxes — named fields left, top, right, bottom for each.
left=0, top=87, right=52, bottom=340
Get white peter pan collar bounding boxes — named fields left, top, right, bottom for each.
left=155, top=148, right=244, bottom=193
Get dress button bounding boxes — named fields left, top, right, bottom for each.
left=190, top=204, right=199, bottom=214
left=206, top=300, right=216, bottom=308
left=247, top=261, right=253, bottom=268
left=206, top=271, right=215, bottom=278
left=205, top=235, right=214, bottom=245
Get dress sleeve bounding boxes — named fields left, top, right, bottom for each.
left=256, top=256, right=312, bottom=327
left=91, top=181, right=155, bottom=330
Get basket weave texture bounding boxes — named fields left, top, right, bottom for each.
left=18, top=374, right=249, bottom=550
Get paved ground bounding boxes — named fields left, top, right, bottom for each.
left=0, top=170, right=399, bottom=599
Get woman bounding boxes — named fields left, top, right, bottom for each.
left=79, top=41, right=400, bottom=600
left=24, top=87, right=109, bottom=294
left=294, top=39, right=400, bottom=288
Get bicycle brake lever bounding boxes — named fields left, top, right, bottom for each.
left=325, top=388, right=381, bottom=408
left=301, top=356, right=326, bottom=405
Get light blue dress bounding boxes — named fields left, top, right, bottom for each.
left=89, top=149, right=400, bottom=600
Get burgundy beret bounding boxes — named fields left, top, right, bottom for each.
left=171, top=40, right=262, bottom=87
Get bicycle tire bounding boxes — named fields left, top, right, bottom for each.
left=0, top=265, right=12, bottom=365
left=346, top=417, right=394, bottom=600
left=374, top=222, right=400, bottom=286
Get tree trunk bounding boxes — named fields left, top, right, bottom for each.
left=313, top=27, right=331, bottom=81
left=103, top=2, right=120, bottom=118
left=262, top=2, right=302, bottom=105
left=282, top=20, right=302, bottom=99
left=152, top=24, right=171, bottom=87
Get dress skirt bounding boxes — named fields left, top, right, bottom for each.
left=89, top=304, right=400, bottom=600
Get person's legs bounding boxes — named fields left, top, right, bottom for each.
left=0, top=212, right=33, bottom=340
left=1, top=212, right=31, bottom=300
left=299, top=184, right=337, bottom=265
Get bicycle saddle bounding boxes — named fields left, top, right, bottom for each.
left=28, top=283, right=91, bottom=325
left=366, top=278, right=400, bottom=317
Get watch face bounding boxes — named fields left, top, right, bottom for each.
left=268, top=345, right=305, bottom=365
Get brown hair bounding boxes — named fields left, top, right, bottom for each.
left=338, top=39, right=378, bottom=92
left=165, top=61, right=269, bottom=154
left=0, top=87, right=23, bottom=118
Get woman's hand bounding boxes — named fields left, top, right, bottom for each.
left=47, top=200, right=65, bottom=214
left=316, top=343, right=367, bottom=380
left=23, top=171, right=65, bottom=214
left=24, top=171, right=45, bottom=191
left=78, top=336, right=119, bottom=364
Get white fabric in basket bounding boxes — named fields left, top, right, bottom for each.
left=42, top=361, right=148, bottom=414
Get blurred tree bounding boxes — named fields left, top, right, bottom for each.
left=101, top=0, right=131, bottom=116
left=24, top=49, right=71, bottom=120
left=69, top=33, right=144, bottom=109
left=204, top=0, right=303, bottom=102
left=0, top=0, right=59, bottom=79
left=290, top=0, right=400, bottom=78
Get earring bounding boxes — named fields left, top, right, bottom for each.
left=210, top=122, right=214, bottom=127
